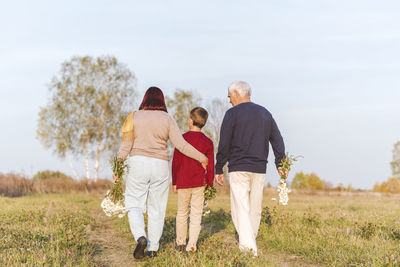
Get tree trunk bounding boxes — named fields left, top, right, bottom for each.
left=85, top=145, right=91, bottom=180
left=92, top=81, right=109, bottom=182
left=67, top=153, right=80, bottom=179
left=94, top=150, right=100, bottom=182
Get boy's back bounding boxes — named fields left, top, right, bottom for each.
left=172, top=131, right=214, bottom=189
left=173, top=106, right=214, bottom=253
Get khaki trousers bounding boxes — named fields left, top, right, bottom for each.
left=176, top=186, right=204, bottom=251
left=229, top=171, right=266, bottom=256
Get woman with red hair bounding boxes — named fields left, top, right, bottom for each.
left=116, top=87, right=208, bottom=259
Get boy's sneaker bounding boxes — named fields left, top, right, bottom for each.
left=133, top=236, right=147, bottom=259
left=176, top=245, right=186, bottom=252
left=186, top=246, right=196, bottom=252
left=145, top=251, right=157, bottom=258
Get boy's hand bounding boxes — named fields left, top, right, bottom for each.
left=173, top=185, right=177, bottom=193
left=215, top=174, right=224, bottom=186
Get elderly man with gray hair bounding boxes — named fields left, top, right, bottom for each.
left=215, top=81, right=287, bottom=256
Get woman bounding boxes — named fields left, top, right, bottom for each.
left=115, top=87, right=208, bottom=259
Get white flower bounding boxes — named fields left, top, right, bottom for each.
left=277, top=180, right=290, bottom=205
left=202, top=209, right=211, bottom=217
left=101, top=190, right=127, bottom=218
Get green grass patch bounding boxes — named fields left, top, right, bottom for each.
left=0, top=194, right=96, bottom=266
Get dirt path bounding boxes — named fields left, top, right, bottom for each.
left=88, top=207, right=140, bottom=267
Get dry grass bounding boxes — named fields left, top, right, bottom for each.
left=0, top=173, right=33, bottom=197
left=1, top=190, right=400, bottom=266
left=0, top=172, right=112, bottom=197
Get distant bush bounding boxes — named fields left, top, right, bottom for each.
left=332, top=183, right=355, bottom=192
left=0, top=173, right=33, bottom=197
left=373, top=177, right=400, bottom=193
left=33, top=170, right=73, bottom=181
left=0, top=172, right=112, bottom=197
left=291, top=172, right=325, bottom=190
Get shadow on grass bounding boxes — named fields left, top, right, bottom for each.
left=198, top=209, right=231, bottom=244
left=159, top=209, right=232, bottom=248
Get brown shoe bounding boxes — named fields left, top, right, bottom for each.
left=133, top=236, right=147, bottom=259
left=145, top=251, right=157, bottom=258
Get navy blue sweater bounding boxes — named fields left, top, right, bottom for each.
left=215, top=102, right=285, bottom=174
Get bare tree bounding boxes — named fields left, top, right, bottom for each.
left=166, top=89, right=229, bottom=145
left=166, top=89, right=202, bottom=132
left=203, top=98, right=230, bottom=150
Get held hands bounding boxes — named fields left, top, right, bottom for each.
left=278, top=167, right=289, bottom=179
left=215, top=174, right=224, bottom=186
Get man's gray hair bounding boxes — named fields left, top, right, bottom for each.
left=228, top=81, right=252, bottom=97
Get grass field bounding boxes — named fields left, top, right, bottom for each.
left=1, top=190, right=400, bottom=266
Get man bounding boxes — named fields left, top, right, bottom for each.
left=215, top=81, right=287, bottom=256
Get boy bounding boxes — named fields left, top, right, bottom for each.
left=172, top=107, right=214, bottom=252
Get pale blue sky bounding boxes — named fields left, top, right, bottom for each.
left=1, top=0, right=399, bottom=189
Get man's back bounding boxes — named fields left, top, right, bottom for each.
left=215, top=102, right=285, bottom=174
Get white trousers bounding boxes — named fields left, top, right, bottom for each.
left=125, top=155, right=170, bottom=251
left=229, top=171, right=266, bottom=256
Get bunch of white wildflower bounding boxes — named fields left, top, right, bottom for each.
left=202, top=185, right=217, bottom=217
left=277, top=179, right=291, bottom=205
left=101, top=190, right=127, bottom=218
left=202, top=200, right=211, bottom=217
left=101, top=157, right=128, bottom=218
left=276, top=153, right=302, bottom=206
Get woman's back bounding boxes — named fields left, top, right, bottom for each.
left=131, top=110, right=172, bottom=160
left=118, top=110, right=205, bottom=163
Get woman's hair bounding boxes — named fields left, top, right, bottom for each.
left=139, top=87, right=168, bottom=112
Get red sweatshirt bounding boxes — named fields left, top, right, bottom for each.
left=172, top=131, right=214, bottom=189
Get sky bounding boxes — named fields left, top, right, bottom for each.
left=1, top=0, right=399, bottom=189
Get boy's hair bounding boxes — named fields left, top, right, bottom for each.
left=190, top=107, right=208, bottom=128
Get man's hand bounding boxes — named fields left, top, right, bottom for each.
left=173, top=185, right=177, bottom=193
left=278, top=167, right=289, bottom=179
left=112, top=173, right=120, bottom=184
left=201, top=157, right=208, bottom=170
left=215, top=174, right=224, bottom=186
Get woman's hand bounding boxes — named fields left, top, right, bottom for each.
left=113, top=173, right=121, bottom=184
left=201, top=157, right=208, bottom=170
left=173, top=185, right=177, bottom=193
